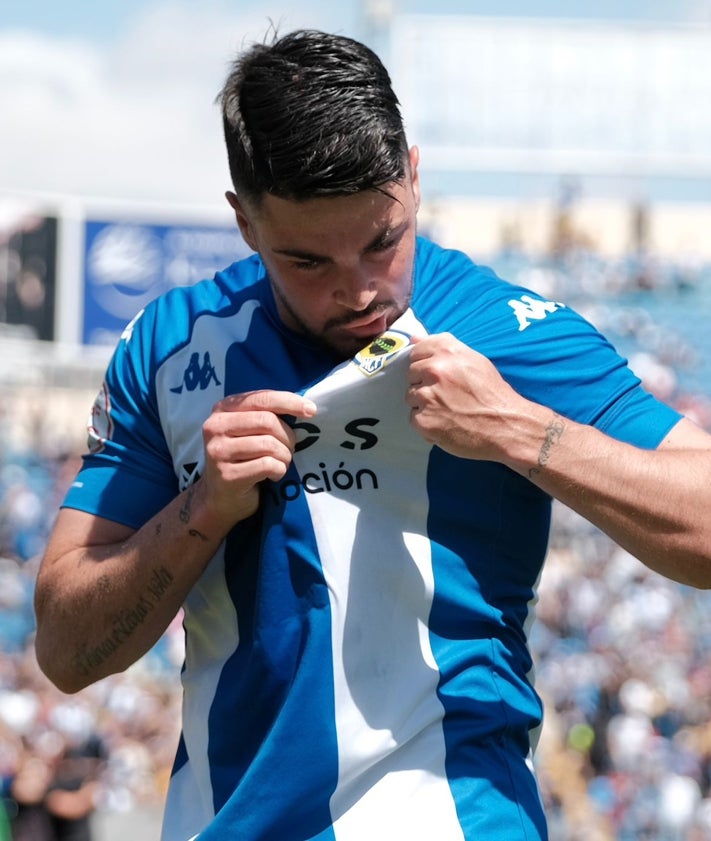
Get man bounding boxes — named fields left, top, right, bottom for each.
left=34, top=29, right=711, bottom=841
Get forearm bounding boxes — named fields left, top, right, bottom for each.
left=46, top=783, right=98, bottom=820
left=506, top=407, right=711, bottom=587
left=35, top=481, right=237, bottom=693
left=407, top=334, right=711, bottom=586
left=36, top=390, right=310, bottom=693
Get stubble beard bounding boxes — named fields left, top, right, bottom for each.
left=270, top=280, right=412, bottom=360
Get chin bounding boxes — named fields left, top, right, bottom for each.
left=321, top=332, right=376, bottom=360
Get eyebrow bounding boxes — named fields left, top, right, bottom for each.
left=272, top=221, right=406, bottom=262
left=272, top=245, right=330, bottom=262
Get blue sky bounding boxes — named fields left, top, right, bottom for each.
left=3, top=0, right=710, bottom=40
left=1, top=0, right=710, bottom=209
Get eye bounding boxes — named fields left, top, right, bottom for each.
left=367, top=226, right=405, bottom=255
left=368, top=238, right=395, bottom=253
left=291, top=259, right=321, bottom=272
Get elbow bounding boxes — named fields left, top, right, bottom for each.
left=34, top=583, right=92, bottom=694
left=677, top=537, right=711, bottom=589
left=34, top=630, right=90, bottom=695
left=34, top=606, right=94, bottom=694
left=654, top=545, right=711, bottom=590
left=682, top=561, right=711, bottom=590
left=45, top=674, right=90, bottom=696
left=34, top=605, right=132, bottom=694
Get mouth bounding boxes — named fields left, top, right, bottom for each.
left=340, top=311, right=390, bottom=339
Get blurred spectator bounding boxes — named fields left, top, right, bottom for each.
left=45, top=732, right=107, bottom=841
left=4, top=739, right=57, bottom=841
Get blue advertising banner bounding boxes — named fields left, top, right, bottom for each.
left=82, top=219, right=251, bottom=346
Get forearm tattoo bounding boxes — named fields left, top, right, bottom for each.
left=72, top=565, right=174, bottom=677
left=529, top=414, right=566, bottom=479
left=71, top=486, right=212, bottom=678
left=179, top=486, right=195, bottom=524
left=179, top=486, right=209, bottom=541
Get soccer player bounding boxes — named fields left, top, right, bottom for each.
left=34, top=29, right=711, bottom=841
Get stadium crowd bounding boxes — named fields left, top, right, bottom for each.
left=0, top=245, right=709, bottom=840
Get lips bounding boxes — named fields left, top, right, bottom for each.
left=342, top=312, right=389, bottom=338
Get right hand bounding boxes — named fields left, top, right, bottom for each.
left=201, top=389, right=317, bottom=525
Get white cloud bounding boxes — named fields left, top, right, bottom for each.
left=1, top=0, right=709, bottom=210
left=0, top=1, right=360, bottom=206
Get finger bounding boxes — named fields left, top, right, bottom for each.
left=208, top=432, right=295, bottom=464
left=405, top=382, right=422, bottom=408
left=408, top=334, right=443, bottom=365
left=216, top=390, right=317, bottom=418
left=209, top=452, right=293, bottom=487
left=408, top=350, right=436, bottom=386
left=407, top=362, right=425, bottom=386
left=205, top=410, right=297, bottom=451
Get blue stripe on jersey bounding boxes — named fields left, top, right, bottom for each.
left=407, top=239, right=679, bottom=838
left=198, top=486, right=339, bottom=840
left=425, top=452, right=549, bottom=838
left=193, top=306, right=341, bottom=839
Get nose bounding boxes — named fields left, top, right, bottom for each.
left=333, top=267, right=378, bottom=311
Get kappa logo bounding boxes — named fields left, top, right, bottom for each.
left=508, top=295, right=565, bottom=331
left=171, top=351, right=221, bottom=394
left=352, top=330, right=411, bottom=376
left=180, top=462, right=201, bottom=491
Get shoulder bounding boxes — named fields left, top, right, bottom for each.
left=412, top=237, right=564, bottom=339
left=150, top=252, right=264, bottom=323
left=413, top=237, right=499, bottom=295
left=117, top=253, right=266, bottom=366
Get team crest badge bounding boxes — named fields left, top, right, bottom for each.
left=352, top=330, right=411, bottom=377
left=87, top=380, right=114, bottom=454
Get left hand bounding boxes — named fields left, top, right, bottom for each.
left=406, top=333, right=532, bottom=462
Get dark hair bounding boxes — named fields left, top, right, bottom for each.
left=218, top=29, right=409, bottom=204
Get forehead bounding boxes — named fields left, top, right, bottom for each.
left=252, top=181, right=413, bottom=250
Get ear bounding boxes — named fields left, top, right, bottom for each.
left=408, top=146, right=421, bottom=213
left=226, top=191, right=258, bottom=252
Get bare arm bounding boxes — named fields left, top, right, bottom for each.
left=407, top=333, right=711, bottom=588
left=35, top=390, right=317, bottom=693
left=504, top=410, right=710, bottom=586
left=45, top=780, right=99, bottom=821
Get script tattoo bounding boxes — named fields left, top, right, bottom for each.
left=72, top=565, right=174, bottom=677
left=529, top=414, right=566, bottom=479
left=179, top=486, right=208, bottom=541
left=179, top=486, right=194, bottom=524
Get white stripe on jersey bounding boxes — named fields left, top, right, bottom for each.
left=294, top=312, right=464, bottom=837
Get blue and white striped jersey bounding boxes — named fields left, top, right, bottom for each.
left=63, top=237, right=681, bottom=840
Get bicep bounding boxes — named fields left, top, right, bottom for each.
left=41, top=508, right=136, bottom=567
left=36, top=509, right=137, bottom=625
left=657, top=416, right=711, bottom=450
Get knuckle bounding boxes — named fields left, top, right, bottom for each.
left=204, top=437, right=226, bottom=463
left=257, top=411, right=280, bottom=435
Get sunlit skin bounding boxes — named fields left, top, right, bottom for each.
left=226, top=146, right=421, bottom=359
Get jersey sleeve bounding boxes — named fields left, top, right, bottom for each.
left=475, top=283, right=682, bottom=448
left=412, top=242, right=682, bottom=450
left=62, top=306, right=179, bottom=529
